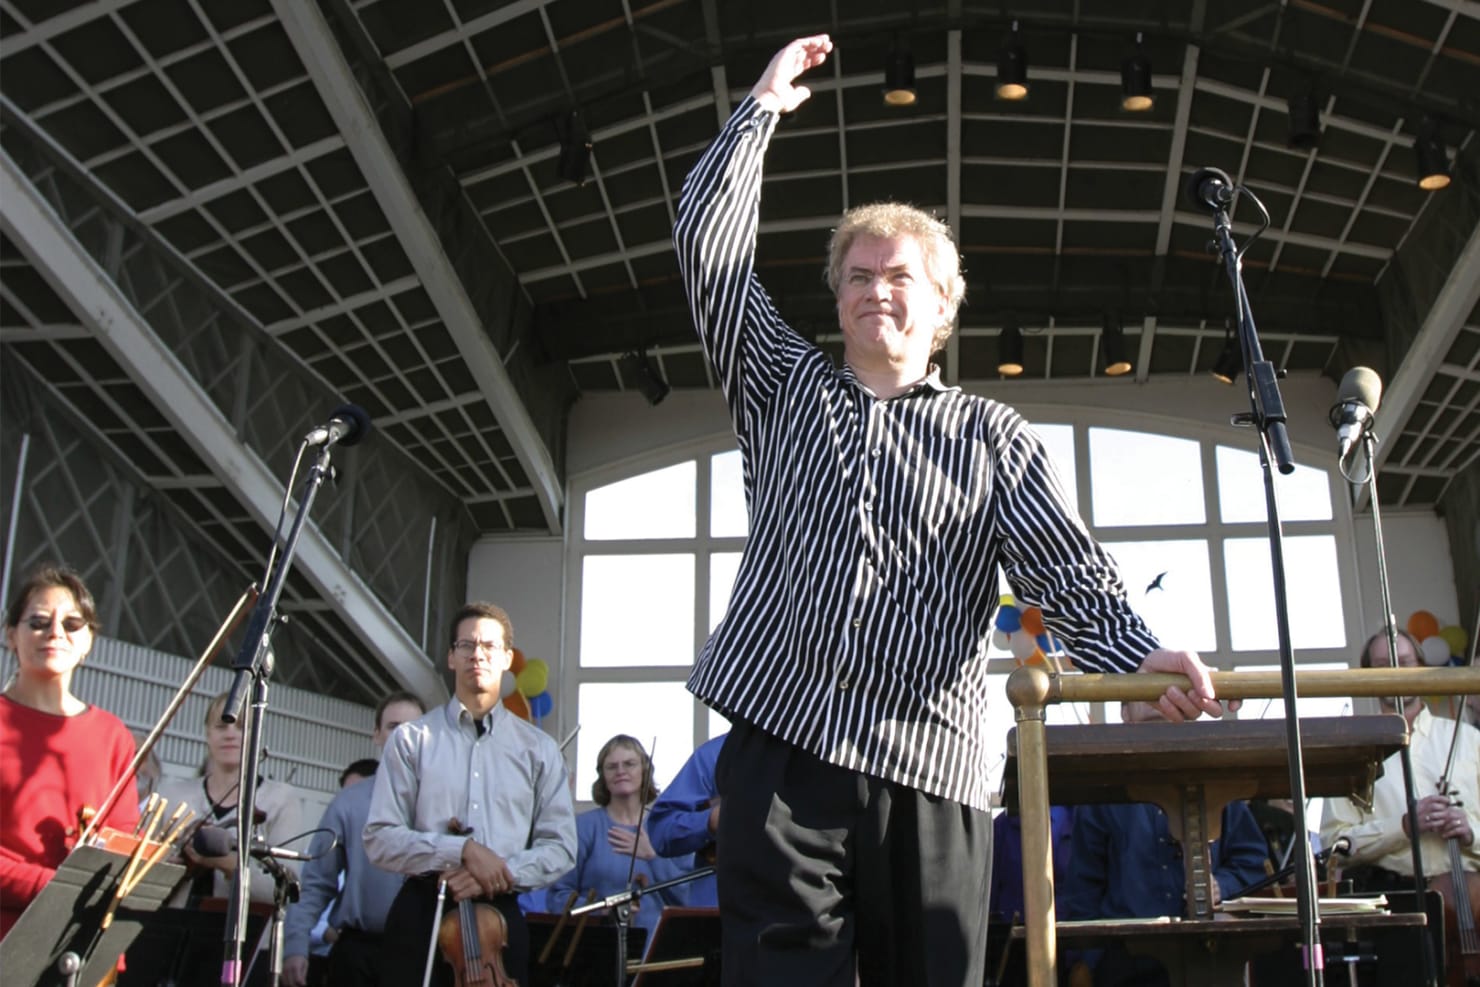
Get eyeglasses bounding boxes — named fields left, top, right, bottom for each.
left=26, top=613, right=89, bottom=634
left=452, top=639, right=507, bottom=657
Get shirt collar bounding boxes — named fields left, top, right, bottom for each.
left=838, top=361, right=957, bottom=398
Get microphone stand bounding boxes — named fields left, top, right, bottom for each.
left=569, top=866, right=718, bottom=984
left=1346, top=428, right=1440, bottom=987
left=1207, top=183, right=1324, bottom=986
left=219, top=443, right=339, bottom=987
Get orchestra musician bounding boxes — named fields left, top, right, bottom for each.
left=647, top=732, right=726, bottom=907
left=0, top=563, right=139, bottom=939
left=363, top=601, right=576, bottom=987
left=672, top=34, right=1231, bottom=987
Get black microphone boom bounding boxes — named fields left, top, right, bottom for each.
left=1328, top=366, right=1382, bottom=461
left=303, top=403, right=371, bottom=448
left=1184, top=166, right=1235, bottom=214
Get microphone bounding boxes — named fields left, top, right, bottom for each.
left=303, top=403, right=371, bottom=448
left=1184, top=166, right=1235, bottom=213
left=192, top=824, right=320, bottom=863
left=1327, top=367, right=1382, bottom=461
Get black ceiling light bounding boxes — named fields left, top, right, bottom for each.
left=620, top=350, right=670, bottom=405
left=1211, top=335, right=1242, bottom=384
left=996, top=21, right=1028, bottom=101
left=1287, top=83, right=1321, bottom=148
left=1414, top=117, right=1451, bottom=191
left=1120, top=33, right=1154, bottom=112
left=883, top=39, right=917, bottom=107
left=997, top=325, right=1025, bottom=377
left=557, top=111, right=592, bottom=186
left=1101, top=313, right=1132, bottom=377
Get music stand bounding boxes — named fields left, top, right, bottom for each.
left=0, top=844, right=184, bottom=987
left=525, top=912, right=648, bottom=987
left=119, top=899, right=270, bottom=986
left=630, top=907, right=720, bottom=987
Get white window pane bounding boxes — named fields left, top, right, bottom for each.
left=574, top=682, right=696, bottom=792
left=1090, top=428, right=1205, bottom=526
left=1215, top=446, right=1333, bottom=523
left=1102, top=540, right=1218, bottom=652
left=1224, top=536, right=1347, bottom=651
left=585, top=462, right=697, bottom=540
left=709, top=552, right=742, bottom=632
left=581, top=555, right=695, bottom=666
left=1036, top=424, right=1078, bottom=513
left=707, top=707, right=731, bottom=740
left=710, top=450, right=748, bottom=537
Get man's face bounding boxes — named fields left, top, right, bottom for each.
left=447, top=616, right=513, bottom=695
left=373, top=699, right=424, bottom=750
left=835, top=234, right=946, bottom=373
left=1370, top=634, right=1422, bottom=715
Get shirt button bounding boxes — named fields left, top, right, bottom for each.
left=852, top=618, right=862, bottom=628
left=838, top=676, right=850, bottom=690
left=473, top=772, right=480, bottom=779
left=871, top=447, right=882, bottom=457
left=863, top=501, right=873, bottom=512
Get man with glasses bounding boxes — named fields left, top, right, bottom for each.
left=365, top=602, right=576, bottom=987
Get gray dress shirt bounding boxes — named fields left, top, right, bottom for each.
left=363, top=698, right=576, bottom=891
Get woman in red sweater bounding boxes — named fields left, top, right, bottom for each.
left=0, top=563, right=138, bottom=938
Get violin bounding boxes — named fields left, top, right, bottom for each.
left=437, top=818, right=517, bottom=987
left=1431, top=782, right=1480, bottom=987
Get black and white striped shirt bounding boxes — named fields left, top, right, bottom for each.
left=673, top=97, right=1161, bottom=812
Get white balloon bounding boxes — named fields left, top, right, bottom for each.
left=992, top=628, right=1011, bottom=651
left=1010, top=633, right=1037, bottom=660
left=1420, top=635, right=1452, bottom=667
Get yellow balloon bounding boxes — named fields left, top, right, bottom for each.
left=516, top=658, right=549, bottom=697
left=1439, top=624, right=1468, bottom=657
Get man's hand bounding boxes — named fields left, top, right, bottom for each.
left=1128, top=649, right=1236, bottom=723
left=1407, top=794, right=1474, bottom=846
left=750, top=35, right=833, bottom=114
left=607, top=825, right=656, bottom=861
left=282, top=955, right=309, bottom=987
left=706, top=797, right=722, bottom=835
left=453, top=840, right=516, bottom=899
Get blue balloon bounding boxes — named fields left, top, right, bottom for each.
left=529, top=691, right=554, bottom=719
left=1036, top=633, right=1051, bottom=651
left=996, top=606, right=1022, bottom=633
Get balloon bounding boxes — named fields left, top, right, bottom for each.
left=509, top=647, right=527, bottom=675
left=1036, top=633, right=1051, bottom=652
left=1024, top=647, right=1047, bottom=667
left=1439, top=624, right=1468, bottom=657
left=517, top=658, right=549, bottom=697
left=1020, top=607, right=1045, bottom=637
left=529, top=692, right=553, bottom=719
left=499, top=670, right=517, bottom=700
left=996, top=606, right=1022, bottom=633
left=999, top=594, right=1015, bottom=608
left=1010, top=634, right=1037, bottom=660
left=1407, top=610, right=1440, bottom=641
left=1420, top=635, right=1451, bottom=667
left=991, top=628, right=1011, bottom=651
left=503, top=690, right=531, bottom=720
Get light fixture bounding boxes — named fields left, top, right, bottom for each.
left=620, top=350, right=670, bottom=405
left=1286, top=83, right=1321, bottom=148
left=1120, top=34, right=1153, bottom=112
left=557, top=111, right=592, bottom=186
left=1414, top=118, right=1451, bottom=191
left=1211, top=336, right=1241, bottom=384
left=883, top=40, right=916, bottom=106
left=997, top=325, right=1024, bottom=377
left=1101, top=314, right=1132, bottom=377
left=996, top=22, right=1028, bottom=101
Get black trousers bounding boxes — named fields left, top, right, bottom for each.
left=378, top=877, right=529, bottom=987
left=325, top=927, right=385, bottom=987
left=714, top=719, right=992, bottom=987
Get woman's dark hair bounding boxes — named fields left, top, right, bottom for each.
left=4, top=563, right=99, bottom=633
left=590, top=734, right=659, bottom=806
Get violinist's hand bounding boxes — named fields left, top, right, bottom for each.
left=707, top=798, right=722, bottom=835
left=607, top=825, right=656, bottom=861
left=1408, top=794, right=1474, bottom=845
left=281, top=955, right=309, bottom=987
left=183, top=842, right=238, bottom=874
left=454, top=839, right=515, bottom=899
left=750, top=36, right=833, bottom=114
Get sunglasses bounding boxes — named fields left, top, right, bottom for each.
left=26, top=613, right=89, bottom=634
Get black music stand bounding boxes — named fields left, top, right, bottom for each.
left=0, top=844, right=185, bottom=987
left=526, top=912, right=648, bottom=987
left=630, top=907, right=720, bottom=987
left=119, top=899, right=270, bottom=986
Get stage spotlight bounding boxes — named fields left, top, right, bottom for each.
left=1414, top=118, right=1451, bottom=191
left=1101, top=314, right=1132, bottom=377
left=620, top=351, right=670, bottom=406
left=1211, top=337, right=1241, bottom=384
left=1287, top=85, right=1321, bottom=148
left=884, top=42, right=916, bottom=106
left=1120, top=34, right=1153, bottom=112
left=996, top=22, right=1028, bottom=101
left=997, top=325, right=1025, bottom=377
left=558, top=112, right=592, bottom=186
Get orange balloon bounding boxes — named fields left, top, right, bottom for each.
left=509, top=647, right=527, bottom=674
left=503, top=690, right=531, bottom=721
left=1020, top=607, right=1046, bottom=637
left=1407, top=610, right=1440, bottom=642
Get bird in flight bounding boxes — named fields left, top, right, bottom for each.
left=1146, top=571, right=1168, bottom=593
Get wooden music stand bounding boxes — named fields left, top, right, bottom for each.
left=629, top=906, right=720, bottom=987
left=0, top=843, right=185, bottom=987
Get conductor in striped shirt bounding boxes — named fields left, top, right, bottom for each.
left=672, top=35, right=1234, bottom=987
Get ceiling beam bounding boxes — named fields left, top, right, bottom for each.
left=0, top=147, right=447, bottom=701
left=270, top=0, right=564, bottom=533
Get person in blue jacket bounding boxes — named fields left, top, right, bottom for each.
left=547, top=734, right=693, bottom=949
left=647, top=733, right=726, bottom=907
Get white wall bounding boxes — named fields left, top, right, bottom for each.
left=1351, top=510, right=1461, bottom=643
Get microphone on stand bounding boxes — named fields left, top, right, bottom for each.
left=1327, top=367, right=1382, bottom=461
left=303, top=403, right=371, bottom=448
left=1184, top=166, right=1235, bottom=213
left=192, top=823, right=321, bottom=864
